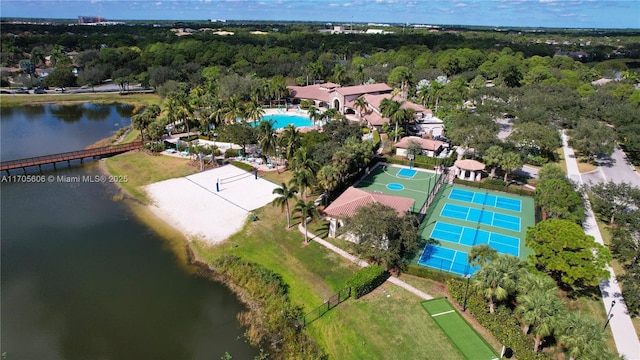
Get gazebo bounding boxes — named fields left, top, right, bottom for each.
left=454, top=159, right=485, bottom=182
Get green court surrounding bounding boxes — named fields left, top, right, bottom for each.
left=421, top=298, right=499, bottom=360
left=415, top=183, right=536, bottom=275
left=354, top=163, right=440, bottom=213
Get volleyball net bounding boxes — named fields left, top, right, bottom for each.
left=216, top=169, right=257, bottom=192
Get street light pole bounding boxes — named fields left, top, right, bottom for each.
left=462, top=273, right=471, bottom=312
left=603, top=300, right=616, bottom=330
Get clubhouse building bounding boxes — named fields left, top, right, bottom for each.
left=288, top=83, right=444, bottom=138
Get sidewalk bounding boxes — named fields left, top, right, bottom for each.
left=562, top=131, right=640, bottom=359
left=298, top=223, right=433, bottom=301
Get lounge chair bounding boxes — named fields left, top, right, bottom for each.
left=165, top=148, right=176, bottom=154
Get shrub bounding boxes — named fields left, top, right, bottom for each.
left=346, top=265, right=388, bottom=299
left=405, top=264, right=456, bottom=283
left=372, top=130, right=381, bottom=148
left=362, top=127, right=370, bottom=134
left=225, top=148, right=240, bottom=158
left=143, top=141, right=165, bottom=153
left=231, top=161, right=255, bottom=172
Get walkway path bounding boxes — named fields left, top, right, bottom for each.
left=561, top=130, right=640, bottom=359
left=298, top=223, right=433, bottom=300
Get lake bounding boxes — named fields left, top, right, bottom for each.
left=0, top=104, right=258, bottom=359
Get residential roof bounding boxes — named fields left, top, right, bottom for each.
left=454, top=159, right=486, bottom=171
left=395, top=136, right=445, bottom=151
left=323, top=187, right=414, bottom=219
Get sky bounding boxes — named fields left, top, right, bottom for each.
left=1, top=0, right=638, bottom=29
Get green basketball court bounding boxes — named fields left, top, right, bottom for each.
left=355, top=163, right=440, bottom=213
left=421, top=298, right=499, bottom=360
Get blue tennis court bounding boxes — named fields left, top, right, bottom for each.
left=397, top=168, right=417, bottom=178
left=430, top=222, right=520, bottom=256
left=418, top=245, right=477, bottom=276
left=440, top=203, right=521, bottom=232
left=449, top=188, right=522, bottom=212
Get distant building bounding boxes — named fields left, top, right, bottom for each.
left=78, top=16, right=103, bottom=24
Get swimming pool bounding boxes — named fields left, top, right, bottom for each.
left=259, top=114, right=313, bottom=129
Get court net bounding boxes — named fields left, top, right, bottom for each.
left=218, top=171, right=254, bottom=185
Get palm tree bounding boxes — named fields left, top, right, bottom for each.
left=272, top=182, right=299, bottom=229
left=280, top=124, right=301, bottom=164
left=516, top=272, right=557, bottom=297
left=380, top=98, right=402, bottom=141
left=483, top=145, right=503, bottom=178
left=332, top=63, right=347, bottom=84
left=473, top=254, right=525, bottom=313
left=224, top=95, right=245, bottom=124
left=292, top=147, right=320, bottom=175
left=323, top=108, right=342, bottom=123
left=515, top=292, right=565, bottom=352
left=256, top=120, right=276, bottom=160
left=293, top=199, right=320, bottom=243
left=390, top=107, right=416, bottom=142
left=353, top=96, right=369, bottom=120
left=307, top=107, right=322, bottom=128
left=245, top=97, right=265, bottom=126
left=468, top=244, right=497, bottom=269
left=558, top=311, right=611, bottom=360
left=500, top=152, right=523, bottom=182
left=316, top=165, right=340, bottom=206
left=291, top=168, right=315, bottom=199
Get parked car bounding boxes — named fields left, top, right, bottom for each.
left=13, top=88, right=29, bottom=94
left=55, top=87, right=66, bottom=92
left=34, top=88, right=46, bottom=94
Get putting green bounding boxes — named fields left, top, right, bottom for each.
left=421, top=298, right=499, bottom=360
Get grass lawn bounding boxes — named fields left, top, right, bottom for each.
left=309, top=285, right=464, bottom=360
left=0, top=92, right=159, bottom=108
left=105, top=151, right=197, bottom=202
left=555, top=147, right=568, bottom=174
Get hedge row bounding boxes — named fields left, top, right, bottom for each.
left=346, top=265, right=388, bottom=299
left=404, top=264, right=457, bottom=283
left=231, top=160, right=255, bottom=172
left=453, top=178, right=535, bottom=197
left=446, top=278, right=546, bottom=360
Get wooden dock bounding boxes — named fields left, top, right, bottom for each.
left=1, top=141, right=143, bottom=174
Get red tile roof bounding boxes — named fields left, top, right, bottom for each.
left=335, top=83, right=392, bottom=96
left=395, top=136, right=445, bottom=151
left=323, top=187, right=415, bottom=219
left=288, top=84, right=332, bottom=103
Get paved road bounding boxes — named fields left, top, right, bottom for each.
left=562, top=131, right=640, bottom=359
left=580, top=147, right=640, bottom=188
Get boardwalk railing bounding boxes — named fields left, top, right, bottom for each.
left=1, top=141, right=143, bottom=173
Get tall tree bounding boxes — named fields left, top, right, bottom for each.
left=245, top=97, right=265, bottom=126
left=353, top=96, right=369, bottom=119
left=500, top=152, right=522, bottom=182
left=482, top=145, right=503, bottom=178
left=272, top=182, right=299, bottom=229
left=316, top=165, right=340, bottom=205
left=279, top=124, right=301, bottom=164
left=256, top=120, right=277, bottom=160
left=557, top=311, right=612, bottom=360
left=587, top=181, right=640, bottom=225
left=341, top=203, right=419, bottom=270
left=515, top=291, right=565, bottom=352
left=535, top=178, right=585, bottom=224
left=293, top=199, right=319, bottom=243
left=526, top=219, right=612, bottom=288
left=473, top=254, right=526, bottom=313
left=468, top=244, right=497, bottom=268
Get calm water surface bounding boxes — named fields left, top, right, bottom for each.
left=1, top=104, right=257, bottom=359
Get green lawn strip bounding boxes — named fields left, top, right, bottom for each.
left=105, top=152, right=197, bottom=203
left=422, top=298, right=499, bottom=360
left=193, top=204, right=358, bottom=309
left=122, top=129, right=141, bottom=143
left=309, top=285, right=464, bottom=360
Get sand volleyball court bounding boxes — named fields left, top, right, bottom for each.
left=144, top=165, right=279, bottom=243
